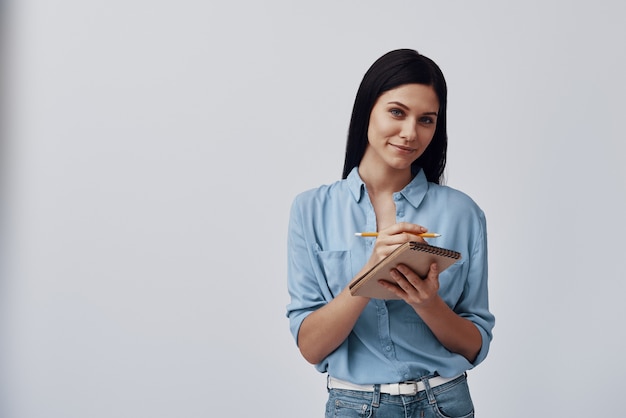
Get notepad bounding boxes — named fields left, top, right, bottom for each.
left=349, top=242, right=462, bottom=300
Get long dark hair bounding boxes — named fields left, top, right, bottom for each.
left=341, top=49, right=448, bottom=184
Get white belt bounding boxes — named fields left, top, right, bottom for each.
left=327, top=374, right=462, bottom=396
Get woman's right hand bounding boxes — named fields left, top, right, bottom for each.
left=367, top=222, right=431, bottom=266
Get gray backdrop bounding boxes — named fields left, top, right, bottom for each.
left=3, top=1, right=625, bottom=417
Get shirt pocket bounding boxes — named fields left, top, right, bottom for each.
left=315, top=248, right=353, bottom=299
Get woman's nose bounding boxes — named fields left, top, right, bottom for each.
left=400, top=120, right=418, bottom=141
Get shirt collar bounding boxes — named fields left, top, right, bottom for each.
left=399, top=169, right=429, bottom=208
left=346, top=166, right=429, bottom=208
left=347, top=167, right=366, bottom=202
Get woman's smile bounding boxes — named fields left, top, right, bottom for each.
left=389, top=143, right=417, bottom=154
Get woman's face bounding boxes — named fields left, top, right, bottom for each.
left=363, top=83, right=439, bottom=172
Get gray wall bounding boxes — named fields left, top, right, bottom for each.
left=3, top=1, right=625, bottom=416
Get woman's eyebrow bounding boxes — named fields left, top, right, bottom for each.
left=387, top=101, right=410, bottom=109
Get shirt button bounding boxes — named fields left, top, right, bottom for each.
left=385, top=346, right=391, bottom=351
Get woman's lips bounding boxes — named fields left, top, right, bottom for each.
left=390, top=144, right=416, bottom=153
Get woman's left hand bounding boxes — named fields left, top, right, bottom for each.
left=379, top=262, right=482, bottom=362
left=381, top=262, right=440, bottom=308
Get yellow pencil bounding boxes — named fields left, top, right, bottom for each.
left=354, top=232, right=441, bottom=238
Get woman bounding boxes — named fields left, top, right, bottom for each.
left=286, top=49, right=495, bottom=417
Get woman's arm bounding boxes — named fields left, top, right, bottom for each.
left=297, top=286, right=370, bottom=365
left=381, top=263, right=482, bottom=362
left=297, top=223, right=432, bottom=364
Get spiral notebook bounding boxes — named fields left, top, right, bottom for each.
left=349, top=242, right=462, bottom=300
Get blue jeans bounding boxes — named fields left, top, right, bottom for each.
left=325, top=374, right=474, bottom=418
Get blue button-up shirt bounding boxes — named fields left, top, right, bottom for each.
left=286, top=167, right=495, bottom=384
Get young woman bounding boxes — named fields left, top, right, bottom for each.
left=286, top=49, right=495, bottom=418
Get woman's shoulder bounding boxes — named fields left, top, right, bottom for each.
left=292, top=178, right=350, bottom=205
left=428, top=182, right=484, bottom=213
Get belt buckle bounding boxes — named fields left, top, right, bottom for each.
left=398, top=381, right=419, bottom=396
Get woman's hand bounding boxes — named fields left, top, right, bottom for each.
left=367, top=222, right=431, bottom=267
left=382, top=262, right=440, bottom=309
left=378, top=255, right=482, bottom=363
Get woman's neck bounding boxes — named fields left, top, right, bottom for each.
left=358, top=164, right=413, bottom=196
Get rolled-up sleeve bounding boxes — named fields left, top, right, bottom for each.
left=456, top=210, right=495, bottom=366
left=285, top=194, right=327, bottom=345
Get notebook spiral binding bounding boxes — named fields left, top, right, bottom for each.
left=409, top=242, right=461, bottom=259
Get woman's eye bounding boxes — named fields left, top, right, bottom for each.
left=390, top=109, right=403, bottom=117
left=419, top=116, right=434, bottom=124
